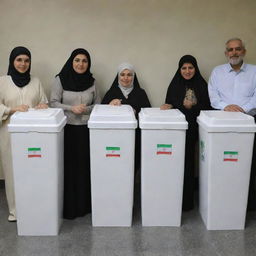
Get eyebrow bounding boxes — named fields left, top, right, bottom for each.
left=16, top=57, right=30, bottom=60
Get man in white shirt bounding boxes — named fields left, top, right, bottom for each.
left=208, top=38, right=256, bottom=210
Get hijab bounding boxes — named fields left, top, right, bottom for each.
left=58, top=48, right=95, bottom=92
left=165, top=55, right=207, bottom=106
left=111, top=62, right=140, bottom=98
left=7, top=46, right=31, bottom=87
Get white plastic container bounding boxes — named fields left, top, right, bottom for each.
left=139, top=108, right=188, bottom=226
left=88, top=104, right=137, bottom=226
left=197, top=110, right=256, bottom=230
left=8, top=108, right=66, bottom=236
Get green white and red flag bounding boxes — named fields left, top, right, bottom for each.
left=106, top=146, right=120, bottom=157
left=28, top=147, right=41, bottom=158
left=157, top=144, right=172, bottom=155
left=223, top=151, right=238, bottom=162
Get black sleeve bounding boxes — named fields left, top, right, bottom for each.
left=101, top=90, right=110, bottom=104
left=132, top=89, right=151, bottom=114
left=165, top=83, right=184, bottom=109
left=197, top=83, right=212, bottom=110
left=101, top=88, right=121, bottom=104
left=192, top=83, right=212, bottom=112
left=140, top=89, right=151, bottom=108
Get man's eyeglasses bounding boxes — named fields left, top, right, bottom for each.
left=226, top=47, right=244, bottom=52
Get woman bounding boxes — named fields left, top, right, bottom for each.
left=0, top=46, right=48, bottom=222
left=102, top=63, right=151, bottom=169
left=102, top=63, right=151, bottom=116
left=161, top=55, right=211, bottom=211
left=50, top=48, right=100, bottom=219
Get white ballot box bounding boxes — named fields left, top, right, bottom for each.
left=139, top=108, right=188, bottom=226
left=8, top=108, right=66, bottom=236
left=88, top=105, right=137, bottom=226
left=197, top=110, right=256, bottom=230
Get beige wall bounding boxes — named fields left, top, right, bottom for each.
left=0, top=0, right=256, bottom=178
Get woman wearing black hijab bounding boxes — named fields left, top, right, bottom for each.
left=50, top=48, right=101, bottom=219
left=0, top=46, right=48, bottom=222
left=161, top=55, right=211, bottom=210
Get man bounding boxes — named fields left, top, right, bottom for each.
left=208, top=38, right=256, bottom=210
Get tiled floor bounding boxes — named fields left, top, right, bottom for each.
left=0, top=181, right=256, bottom=256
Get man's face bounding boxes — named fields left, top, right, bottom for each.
left=225, top=40, right=246, bottom=66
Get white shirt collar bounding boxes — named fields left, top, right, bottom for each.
left=228, top=62, right=246, bottom=73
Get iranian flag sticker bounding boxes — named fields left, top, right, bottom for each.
left=106, top=147, right=120, bottom=157
left=28, top=147, right=42, bottom=158
left=157, top=144, right=172, bottom=155
left=223, top=151, right=238, bottom=162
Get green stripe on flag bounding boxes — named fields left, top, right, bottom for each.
left=28, top=148, right=41, bottom=151
left=106, top=147, right=120, bottom=151
left=224, top=151, right=238, bottom=155
left=157, top=144, right=172, bottom=148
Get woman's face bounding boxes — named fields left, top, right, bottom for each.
left=180, top=63, right=195, bottom=80
left=119, top=69, right=133, bottom=87
left=72, top=54, right=89, bottom=74
left=13, top=54, right=30, bottom=73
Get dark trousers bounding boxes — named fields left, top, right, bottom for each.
left=182, top=127, right=197, bottom=211
left=63, top=124, right=91, bottom=219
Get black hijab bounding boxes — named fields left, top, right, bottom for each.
left=58, top=48, right=95, bottom=92
left=7, top=46, right=31, bottom=87
left=165, top=55, right=209, bottom=109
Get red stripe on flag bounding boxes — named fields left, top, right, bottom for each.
left=106, top=154, right=120, bottom=157
left=224, top=158, right=238, bottom=162
left=28, top=155, right=41, bottom=158
left=157, top=152, right=172, bottom=155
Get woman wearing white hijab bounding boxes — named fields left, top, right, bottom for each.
left=102, top=63, right=151, bottom=117
left=102, top=63, right=151, bottom=169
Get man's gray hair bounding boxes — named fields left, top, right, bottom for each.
left=225, top=38, right=245, bottom=50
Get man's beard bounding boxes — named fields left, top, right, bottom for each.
left=228, top=55, right=244, bottom=65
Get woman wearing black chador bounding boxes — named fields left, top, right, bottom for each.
left=102, top=63, right=151, bottom=169
left=161, top=55, right=211, bottom=211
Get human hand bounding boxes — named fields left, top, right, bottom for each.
left=71, top=104, right=86, bottom=114
left=109, top=99, right=122, bottom=106
left=183, top=99, right=193, bottom=109
left=35, top=103, right=48, bottom=109
left=160, top=104, right=173, bottom=110
left=224, top=104, right=244, bottom=112
left=10, top=104, right=29, bottom=114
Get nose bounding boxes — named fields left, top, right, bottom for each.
left=232, top=48, right=240, bottom=55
